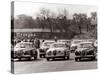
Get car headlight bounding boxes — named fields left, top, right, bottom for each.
left=39, top=49, right=44, bottom=52
left=58, top=50, right=61, bottom=53
left=46, top=48, right=49, bottom=50
left=87, top=50, right=94, bottom=55
left=47, top=51, right=52, bottom=55
left=75, top=51, right=81, bottom=56
left=53, top=50, right=57, bottom=55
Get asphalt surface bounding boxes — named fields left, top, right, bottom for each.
left=13, top=53, right=97, bottom=74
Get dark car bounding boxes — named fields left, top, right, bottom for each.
left=13, top=42, right=38, bottom=60
left=75, top=42, right=97, bottom=61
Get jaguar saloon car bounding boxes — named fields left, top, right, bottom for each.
left=46, top=42, right=70, bottom=61
left=13, top=42, right=38, bottom=60
left=75, top=42, right=97, bottom=61
left=39, top=40, right=55, bottom=58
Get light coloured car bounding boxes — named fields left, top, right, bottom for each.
left=39, top=40, right=55, bottom=58
left=46, top=42, right=70, bottom=61
left=75, top=42, right=97, bottom=61
left=13, top=42, right=38, bottom=60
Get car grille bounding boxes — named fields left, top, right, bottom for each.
left=24, top=51, right=31, bottom=55
left=87, top=50, right=94, bottom=55
left=53, top=50, right=57, bottom=55
left=75, top=50, right=94, bottom=56
left=14, top=50, right=23, bottom=57
left=39, top=49, right=45, bottom=52
left=47, top=51, right=52, bottom=55
left=81, top=51, right=86, bottom=56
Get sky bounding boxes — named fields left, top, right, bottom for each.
left=14, top=1, right=97, bottom=19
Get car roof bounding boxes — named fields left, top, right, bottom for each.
left=78, top=42, right=93, bottom=45
left=16, top=42, right=33, bottom=45
left=59, top=40, right=71, bottom=42
left=44, top=40, right=55, bottom=42
left=52, top=42, right=66, bottom=45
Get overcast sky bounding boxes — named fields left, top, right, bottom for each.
left=14, top=1, right=97, bottom=19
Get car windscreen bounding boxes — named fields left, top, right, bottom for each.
left=43, top=42, right=54, bottom=47
left=15, top=43, right=34, bottom=48
left=73, top=41, right=82, bottom=44
left=60, top=41, right=70, bottom=43
left=79, top=43, right=93, bottom=48
left=51, top=44, right=66, bottom=48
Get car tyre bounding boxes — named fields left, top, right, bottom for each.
left=43, top=55, right=45, bottom=58
left=47, top=58, right=50, bottom=61
left=75, top=57, right=80, bottom=62
left=34, top=56, right=37, bottom=60
left=67, top=56, right=70, bottom=60
left=40, top=55, right=42, bottom=58
left=27, top=57, right=32, bottom=61
left=18, top=58, right=21, bottom=61
left=91, top=57, right=96, bottom=60
left=52, top=58, right=55, bottom=60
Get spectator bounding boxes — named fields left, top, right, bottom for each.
left=34, top=38, right=40, bottom=49
left=54, top=36, right=57, bottom=42
left=42, top=39, right=45, bottom=43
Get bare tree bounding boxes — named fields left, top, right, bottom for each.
left=40, top=8, right=50, bottom=19
left=14, top=14, right=34, bottom=29
left=73, top=13, right=87, bottom=34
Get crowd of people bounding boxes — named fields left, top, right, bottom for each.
left=12, top=36, right=59, bottom=49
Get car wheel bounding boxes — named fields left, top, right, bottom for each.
left=52, top=58, right=55, bottom=60
left=34, top=56, right=37, bottom=60
left=43, top=55, right=45, bottom=58
left=11, top=58, right=14, bottom=61
left=67, top=56, right=70, bottom=60
left=91, top=57, right=96, bottom=60
left=27, top=57, right=32, bottom=61
left=40, top=55, right=42, bottom=58
left=18, top=58, right=21, bottom=61
left=47, top=58, right=50, bottom=61
left=75, top=57, right=80, bottom=62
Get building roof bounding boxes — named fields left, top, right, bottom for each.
left=12, top=28, right=62, bottom=33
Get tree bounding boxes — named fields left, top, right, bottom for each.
left=56, top=8, right=69, bottom=32
left=14, top=14, right=35, bottom=29
left=73, top=13, right=87, bottom=34
left=90, top=12, right=97, bottom=29
left=39, top=8, right=50, bottom=19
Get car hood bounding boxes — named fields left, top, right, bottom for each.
left=14, top=48, right=35, bottom=51
left=76, top=47, right=94, bottom=52
left=71, top=44, right=78, bottom=47
left=40, top=46, right=49, bottom=49
left=47, top=47, right=68, bottom=52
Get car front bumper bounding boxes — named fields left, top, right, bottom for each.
left=75, top=55, right=96, bottom=58
left=46, top=55, right=68, bottom=58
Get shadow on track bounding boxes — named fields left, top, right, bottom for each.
left=77, top=58, right=97, bottom=62
left=12, top=58, right=43, bottom=62
left=50, top=58, right=74, bottom=61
